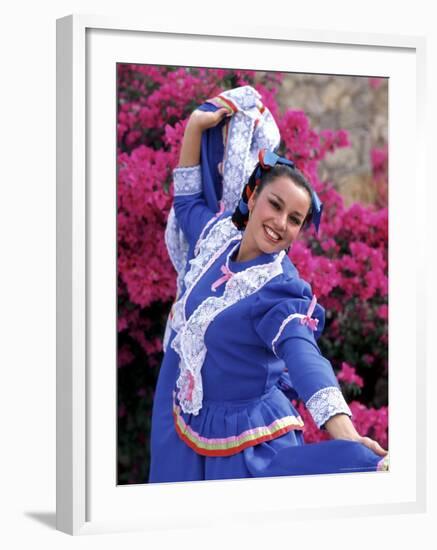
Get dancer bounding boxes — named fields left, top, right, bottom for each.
left=149, top=87, right=388, bottom=482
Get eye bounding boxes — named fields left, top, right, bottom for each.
left=270, top=198, right=301, bottom=225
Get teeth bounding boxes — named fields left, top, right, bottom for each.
left=265, top=226, right=280, bottom=241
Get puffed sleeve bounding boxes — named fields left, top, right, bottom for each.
left=253, top=277, right=352, bottom=429
left=172, top=165, right=217, bottom=249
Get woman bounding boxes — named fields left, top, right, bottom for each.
left=148, top=97, right=389, bottom=483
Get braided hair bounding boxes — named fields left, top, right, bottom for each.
left=231, top=150, right=315, bottom=231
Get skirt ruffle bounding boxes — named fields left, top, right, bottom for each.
left=172, top=385, right=305, bottom=457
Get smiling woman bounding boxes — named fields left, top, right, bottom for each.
left=234, top=168, right=312, bottom=261
left=148, top=86, right=389, bottom=483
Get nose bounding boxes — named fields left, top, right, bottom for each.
left=273, top=211, right=287, bottom=233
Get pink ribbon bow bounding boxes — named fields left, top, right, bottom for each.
left=186, top=371, right=195, bottom=402
left=211, top=264, right=234, bottom=292
left=300, top=294, right=319, bottom=331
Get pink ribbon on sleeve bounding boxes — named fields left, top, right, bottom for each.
left=300, top=294, right=319, bottom=331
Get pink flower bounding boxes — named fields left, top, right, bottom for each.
left=377, top=305, right=388, bottom=320
left=118, top=345, right=135, bottom=368
left=337, top=362, right=364, bottom=388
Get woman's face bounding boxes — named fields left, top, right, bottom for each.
left=244, top=175, right=311, bottom=257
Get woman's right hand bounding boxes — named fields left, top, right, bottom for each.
left=188, top=107, right=232, bottom=132
left=178, top=107, right=231, bottom=167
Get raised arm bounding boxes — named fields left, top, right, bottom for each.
left=172, top=107, right=231, bottom=246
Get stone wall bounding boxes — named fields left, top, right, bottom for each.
left=268, top=74, right=388, bottom=206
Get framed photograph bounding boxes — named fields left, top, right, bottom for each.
left=56, top=14, right=427, bottom=535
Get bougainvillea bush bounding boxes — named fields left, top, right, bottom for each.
left=117, top=64, right=388, bottom=483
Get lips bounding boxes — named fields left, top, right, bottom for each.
left=263, top=224, right=281, bottom=243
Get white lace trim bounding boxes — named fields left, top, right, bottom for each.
left=220, top=86, right=280, bottom=211
left=173, top=165, right=202, bottom=195
left=183, top=217, right=241, bottom=297
left=164, top=207, right=189, bottom=278
left=222, top=85, right=261, bottom=111
left=193, top=213, right=219, bottom=257
left=306, top=386, right=352, bottom=429
left=221, top=111, right=257, bottom=210
left=171, top=216, right=285, bottom=415
left=271, top=313, right=308, bottom=357
left=170, top=216, right=241, bottom=336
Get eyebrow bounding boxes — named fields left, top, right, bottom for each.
left=270, top=192, right=305, bottom=219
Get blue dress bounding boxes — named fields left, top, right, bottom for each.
left=148, top=165, right=388, bottom=483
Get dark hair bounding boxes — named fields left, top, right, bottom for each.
left=232, top=163, right=314, bottom=231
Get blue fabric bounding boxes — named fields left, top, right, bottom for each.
left=148, top=189, right=383, bottom=483
left=197, top=102, right=226, bottom=210
left=173, top=190, right=216, bottom=264
left=246, top=438, right=381, bottom=478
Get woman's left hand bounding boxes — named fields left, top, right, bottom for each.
left=324, top=413, right=388, bottom=457
left=354, top=435, right=388, bottom=457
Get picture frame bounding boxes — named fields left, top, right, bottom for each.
left=56, top=13, right=427, bottom=536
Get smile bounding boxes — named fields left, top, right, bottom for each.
left=263, top=225, right=281, bottom=243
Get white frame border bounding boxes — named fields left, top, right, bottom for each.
left=56, top=14, right=427, bottom=536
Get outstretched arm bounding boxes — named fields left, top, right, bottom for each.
left=277, top=334, right=388, bottom=457
left=253, top=285, right=388, bottom=459
left=281, top=339, right=387, bottom=458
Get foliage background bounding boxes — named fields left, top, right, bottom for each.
left=116, top=65, right=388, bottom=484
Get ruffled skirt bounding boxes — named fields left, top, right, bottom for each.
left=148, top=343, right=388, bottom=484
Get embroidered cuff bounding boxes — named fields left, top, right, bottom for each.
left=305, top=386, right=352, bottom=429
left=173, top=165, right=202, bottom=196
